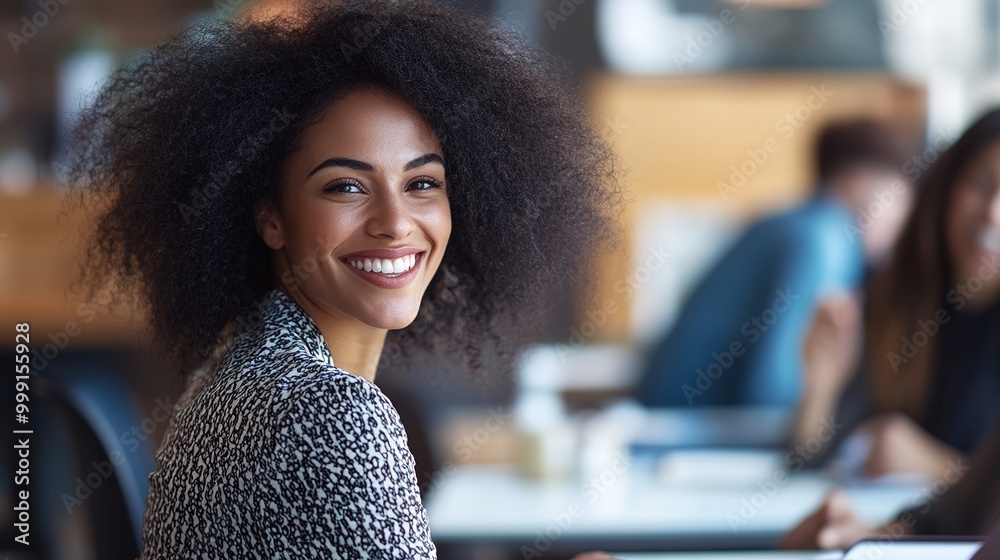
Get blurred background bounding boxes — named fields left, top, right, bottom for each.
left=3, top=0, right=1000, bottom=559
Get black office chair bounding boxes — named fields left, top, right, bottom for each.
left=36, top=361, right=157, bottom=560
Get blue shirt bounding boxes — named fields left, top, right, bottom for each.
left=636, top=194, right=864, bottom=407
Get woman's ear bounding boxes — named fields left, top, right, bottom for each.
left=255, top=203, right=285, bottom=250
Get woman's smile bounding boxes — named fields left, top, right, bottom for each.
left=341, top=248, right=424, bottom=288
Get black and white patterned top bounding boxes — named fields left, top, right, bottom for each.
left=141, top=288, right=437, bottom=559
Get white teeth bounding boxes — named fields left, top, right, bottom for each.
left=347, top=254, right=420, bottom=276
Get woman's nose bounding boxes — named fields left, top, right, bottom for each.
left=366, top=189, right=416, bottom=240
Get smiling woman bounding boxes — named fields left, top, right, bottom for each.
left=255, top=86, right=454, bottom=379
left=65, top=0, right=620, bottom=558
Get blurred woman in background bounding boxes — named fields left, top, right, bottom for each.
left=785, top=108, right=1000, bottom=548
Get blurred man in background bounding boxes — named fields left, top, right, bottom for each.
left=636, top=118, right=912, bottom=408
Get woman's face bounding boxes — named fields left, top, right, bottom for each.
left=258, top=86, right=451, bottom=330
left=946, top=138, right=1000, bottom=286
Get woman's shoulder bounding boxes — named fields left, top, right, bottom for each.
left=207, top=354, right=395, bottom=425
left=270, top=363, right=396, bottom=426
left=265, top=366, right=416, bottom=489
left=202, top=292, right=389, bottom=413
left=179, top=342, right=396, bottom=435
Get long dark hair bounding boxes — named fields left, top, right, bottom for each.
left=867, top=108, right=1000, bottom=415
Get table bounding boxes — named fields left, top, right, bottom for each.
left=426, top=456, right=927, bottom=557
left=613, top=553, right=833, bottom=560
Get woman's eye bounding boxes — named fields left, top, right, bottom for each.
left=324, top=181, right=362, bottom=194
left=409, top=178, right=443, bottom=191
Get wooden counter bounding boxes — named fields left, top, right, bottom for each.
left=0, top=188, right=144, bottom=348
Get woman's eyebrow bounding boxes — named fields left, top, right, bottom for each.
left=308, top=157, right=374, bottom=177
left=307, top=153, right=444, bottom=178
left=403, top=153, right=445, bottom=171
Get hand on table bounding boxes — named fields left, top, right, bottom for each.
left=857, top=413, right=967, bottom=479
left=570, top=553, right=617, bottom=560
left=793, top=293, right=862, bottom=448
left=802, top=293, right=862, bottom=397
left=779, top=490, right=877, bottom=550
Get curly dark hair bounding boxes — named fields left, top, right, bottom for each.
left=68, top=0, right=621, bottom=380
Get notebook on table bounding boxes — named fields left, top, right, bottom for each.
left=843, top=538, right=981, bottom=560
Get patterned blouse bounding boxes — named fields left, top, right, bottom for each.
left=141, top=289, right=437, bottom=559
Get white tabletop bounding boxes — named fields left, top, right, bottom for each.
left=426, top=457, right=926, bottom=546
left=612, top=553, right=833, bottom=560
left=611, top=542, right=984, bottom=560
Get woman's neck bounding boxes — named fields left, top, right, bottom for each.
left=277, top=285, right=387, bottom=382
left=324, top=323, right=387, bottom=382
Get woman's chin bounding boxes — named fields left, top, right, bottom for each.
left=360, top=307, right=421, bottom=331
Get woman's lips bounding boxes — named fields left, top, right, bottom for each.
left=341, top=252, right=423, bottom=289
